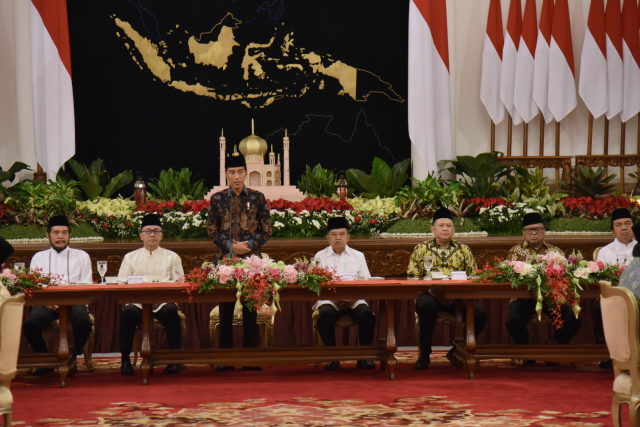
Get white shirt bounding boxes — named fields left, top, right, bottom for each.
left=30, top=247, right=92, bottom=284
left=596, top=238, right=637, bottom=265
left=313, top=245, right=371, bottom=310
left=118, top=246, right=184, bottom=311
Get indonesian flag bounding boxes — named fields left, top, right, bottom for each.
left=30, top=0, right=75, bottom=176
left=548, top=0, right=577, bottom=122
left=579, top=0, right=607, bottom=119
left=533, top=0, right=554, bottom=123
left=621, top=0, right=640, bottom=123
left=605, top=0, right=623, bottom=120
left=408, top=0, right=453, bottom=173
left=513, top=0, right=539, bottom=123
left=500, top=0, right=522, bottom=125
left=480, top=0, right=505, bottom=124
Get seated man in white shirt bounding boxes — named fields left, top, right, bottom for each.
left=22, top=215, right=93, bottom=376
left=594, top=208, right=637, bottom=368
left=314, top=217, right=376, bottom=371
left=117, top=214, right=185, bottom=376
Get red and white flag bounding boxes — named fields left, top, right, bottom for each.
left=579, top=0, right=607, bottom=119
left=621, top=0, right=640, bottom=123
left=500, top=0, right=522, bottom=125
left=480, top=0, right=505, bottom=125
left=514, top=0, right=538, bottom=123
left=605, top=0, right=623, bottom=120
left=533, top=0, right=554, bottom=123
left=548, top=0, right=577, bottom=122
left=408, top=0, right=453, bottom=173
left=30, top=0, right=75, bottom=176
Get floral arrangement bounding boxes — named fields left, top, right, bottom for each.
left=77, top=197, right=138, bottom=219
left=348, top=196, right=400, bottom=217
left=476, top=251, right=624, bottom=327
left=268, top=197, right=352, bottom=214
left=136, top=200, right=210, bottom=215
left=560, top=196, right=639, bottom=220
left=181, top=255, right=335, bottom=312
left=467, top=196, right=507, bottom=212
left=0, top=267, right=55, bottom=297
left=0, top=203, right=14, bottom=224
left=475, top=203, right=548, bottom=235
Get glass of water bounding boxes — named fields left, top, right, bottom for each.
left=616, top=254, right=627, bottom=265
left=97, top=261, right=107, bottom=284
left=423, top=255, right=434, bottom=280
left=13, top=262, right=25, bottom=272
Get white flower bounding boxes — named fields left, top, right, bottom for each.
left=300, top=210, right=310, bottom=216
left=524, top=208, right=535, bottom=214
left=293, top=217, right=302, bottom=224
left=312, top=220, right=320, bottom=229
left=479, top=207, right=487, bottom=214
left=274, top=221, right=284, bottom=229
left=537, top=206, right=545, bottom=212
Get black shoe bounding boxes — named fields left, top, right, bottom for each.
left=599, top=359, right=613, bottom=369
left=31, top=368, right=54, bottom=376
left=523, top=360, right=536, bottom=366
left=324, top=361, right=340, bottom=371
left=120, top=360, right=134, bottom=376
left=446, top=347, right=464, bottom=369
left=415, top=356, right=430, bottom=370
left=356, top=360, right=375, bottom=370
left=67, top=356, right=78, bottom=377
left=163, top=364, right=181, bottom=375
left=215, top=365, right=235, bottom=372
left=242, top=366, right=263, bottom=371
left=544, top=361, right=559, bottom=367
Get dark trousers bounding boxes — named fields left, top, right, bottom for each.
left=119, top=303, right=182, bottom=358
left=593, top=300, right=606, bottom=345
left=218, top=301, right=259, bottom=348
left=316, top=304, right=376, bottom=346
left=415, top=293, right=487, bottom=357
left=505, top=299, right=582, bottom=344
left=23, top=305, right=92, bottom=357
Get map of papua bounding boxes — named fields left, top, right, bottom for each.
left=113, top=12, right=404, bottom=108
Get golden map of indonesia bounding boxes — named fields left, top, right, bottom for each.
left=113, top=13, right=404, bottom=108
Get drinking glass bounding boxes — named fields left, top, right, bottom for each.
left=97, top=261, right=107, bottom=284
left=423, top=255, right=434, bottom=280
left=616, top=254, right=627, bottom=265
left=13, top=262, right=25, bottom=272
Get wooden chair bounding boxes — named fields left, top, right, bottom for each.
left=593, top=247, right=602, bottom=262
left=600, top=282, right=640, bottom=427
left=414, top=311, right=456, bottom=353
left=132, top=310, right=186, bottom=367
left=45, top=313, right=96, bottom=371
left=209, top=301, right=277, bottom=348
left=312, top=309, right=360, bottom=347
left=0, top=294, right=26, bottom=427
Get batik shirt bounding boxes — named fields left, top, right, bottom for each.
left=506, top=241, right=564, bottom=262
left=407, top=239, right=477, bottom=277
left=620, top=258, right=640, bottom=303
left=207, top=186, right=272, bottom=261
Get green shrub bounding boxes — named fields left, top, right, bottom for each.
left=385, top=217, right=481, bottom=234
left=0, top=162, right=32, bottom=188
left=297, top=164, right=336, bottom=197
left=347, top=158, right=410, bottom=199
left=67, top=158, right=133, bottom=200
left=547, top=217, right=611, bottom=233
left=148, top=168, right=207, bottom=204
left=0, top=222, right=100, bottom=239
left=557, top=166, right=616, bottom=198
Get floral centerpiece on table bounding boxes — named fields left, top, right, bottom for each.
left=0, top=267, right=56, bottom=298
left=475, top=251, right=624, bottom=328
left=181, top=255, right=335, bottom=312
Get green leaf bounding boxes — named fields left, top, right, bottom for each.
left=102, top=170, right=133, bottom=198
left=370, top=158, right=391, bottom=183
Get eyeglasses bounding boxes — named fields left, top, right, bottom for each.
left=524, top=227, right=545, bottom=234
left=142, top=229, right=163, bottom=235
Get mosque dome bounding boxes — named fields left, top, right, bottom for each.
left=239, top=120, right=268, bottom=157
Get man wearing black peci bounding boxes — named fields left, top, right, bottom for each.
left=207, top=154, right=272, bottom=372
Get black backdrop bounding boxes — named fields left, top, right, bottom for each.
left=66, top=0, right=411, bottom=190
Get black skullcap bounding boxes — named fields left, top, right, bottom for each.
left=432, top=207, right=453, bottom=224
left=327, top=217, right=349, bottom=232
left=47, top=215, right=70, bottom=231
left=225, top=156, right=246, bottom=170
left=611, top=208, right=633, bottom=225
left=0, top=237, right=14, bottom=265
left=141, top=213, right=162, bottom=229
left=523, top=212, right=544, bottom=228
left=632, top=224, right=640, bottom=241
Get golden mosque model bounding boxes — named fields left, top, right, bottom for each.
left=205, top=120, right=305, bottom=201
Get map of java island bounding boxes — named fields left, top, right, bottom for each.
left=113, top=13, right=404, bottom=108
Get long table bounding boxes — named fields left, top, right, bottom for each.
left=20, top=280, right=609, bottom=386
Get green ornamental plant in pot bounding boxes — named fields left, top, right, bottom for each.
left=558, top=166, right=616, bottom=198
left=66, top=158, right=133, bottom=201
left=297, top=165, right=336, bottom=198
left=148, top=168, right=207, bottom=204
left=347, top=157, right=410, bottom=199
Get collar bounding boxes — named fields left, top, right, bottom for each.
left=143, top=246, right=162, bottom=256
left=614, top=238, right=637, bottom=249
left=327, top=244, right=352, bottom=257
left=522, top=241, right=549, bottom=251
left=430, top=238, right=457, bottom=250
left=49, top=246, right=69, bottom=256
left=227, top=186, right=249, bottom=197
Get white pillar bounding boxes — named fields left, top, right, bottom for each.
left=219, top=130, right=226, bottom=186
left=283, top=129, right=290, bottom=186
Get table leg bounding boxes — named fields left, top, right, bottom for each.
left=57, top=305, right=71, bottom=388
left=454, top=300, right=464, bottom=342
left=465, top=298, right=477, bottom=380
left=385, top=300, right=397, bottom=380
left=378, top=300, right=387, bottom=371
left=140, top=304, right=152, bottom=385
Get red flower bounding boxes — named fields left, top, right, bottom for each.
left=369, top=218, right=377, bottom=224
left=92, top=218, right=99, bottom=223
left=101, top=223, right=109, bottom=228
left=355, top=217, right=361, bottom=222
left=126, top=222, right=133, bottom=227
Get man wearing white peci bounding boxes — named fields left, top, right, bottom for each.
left=117, top=213, right=184, bottom=376
left=314, top=216, right=376, bottom=371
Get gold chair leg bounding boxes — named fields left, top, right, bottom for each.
left=132, top=329, right=139, bottom=368
left=4, top=411, right=12, bottom=427
left=83, top=329, right=95, bottom=372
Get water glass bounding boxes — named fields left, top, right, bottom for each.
left=616, top=254, right=627, bottom=265
left=13, top=262, right=25, bottom=272
left=423, top=255, right=434, bottom=280
left=97, top=261, right=108, bottom=284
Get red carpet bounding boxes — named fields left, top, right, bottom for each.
left=10, top=351, right=614, bottom=426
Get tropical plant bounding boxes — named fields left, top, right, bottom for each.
left=347, top=157, right=410, bottom=199
left=557, top=166, right=616, bottom=198
left=67, top=158, right=133, bottom=200
left=297, top=165, right=336, bottom=198
left=0, top=162, right=32, bottom=187
left=441, top=151, right=522, bottom=199
left=394, top=173, right=464, bottom=219
left=504, top=168, right=549, bottom=200
left=147, top=168, right=207, bottom=204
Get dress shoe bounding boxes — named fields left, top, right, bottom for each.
left=446, top=347, right=464, bottom=369
left=324, top=361, right=340, bottom=371
left=120, top=360, right=134, bottom=376
left=68, top=356, right=78, bottom=377
left=242, top=366, right=262, bottom=371
left=599, top=359, right=613, bottom=369
left=356, top=360, right=375, bottom=370
left=544, top=361, right=559, bottom=367
left=215, top=365, right=235, bottom=372
left=31, top=368, right=54, bottom=376
left=163, top=364, right=181, bottom=375
left=522, top=360, right=536, bottom=366
left=415, top=356, right=430, bottom=370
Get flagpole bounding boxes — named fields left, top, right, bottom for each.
left=587, top=113, right=593, bottom=155
left=555, top=121, right=561, bottom=184
left=507, top=115, right=513, bottom=156
left=491, top=120, right=496, bottom=151
left=621, top=121, right=626, bottom=191
left=637, top=115, right=640, bottom=175
left=604, top=118, right=609, bottom=154
left=523, top=122, right=528, bottom=156
left=539, top=116, right=545, bottom=156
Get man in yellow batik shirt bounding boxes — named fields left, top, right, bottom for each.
left=407, top=207, right=487, bottom=371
